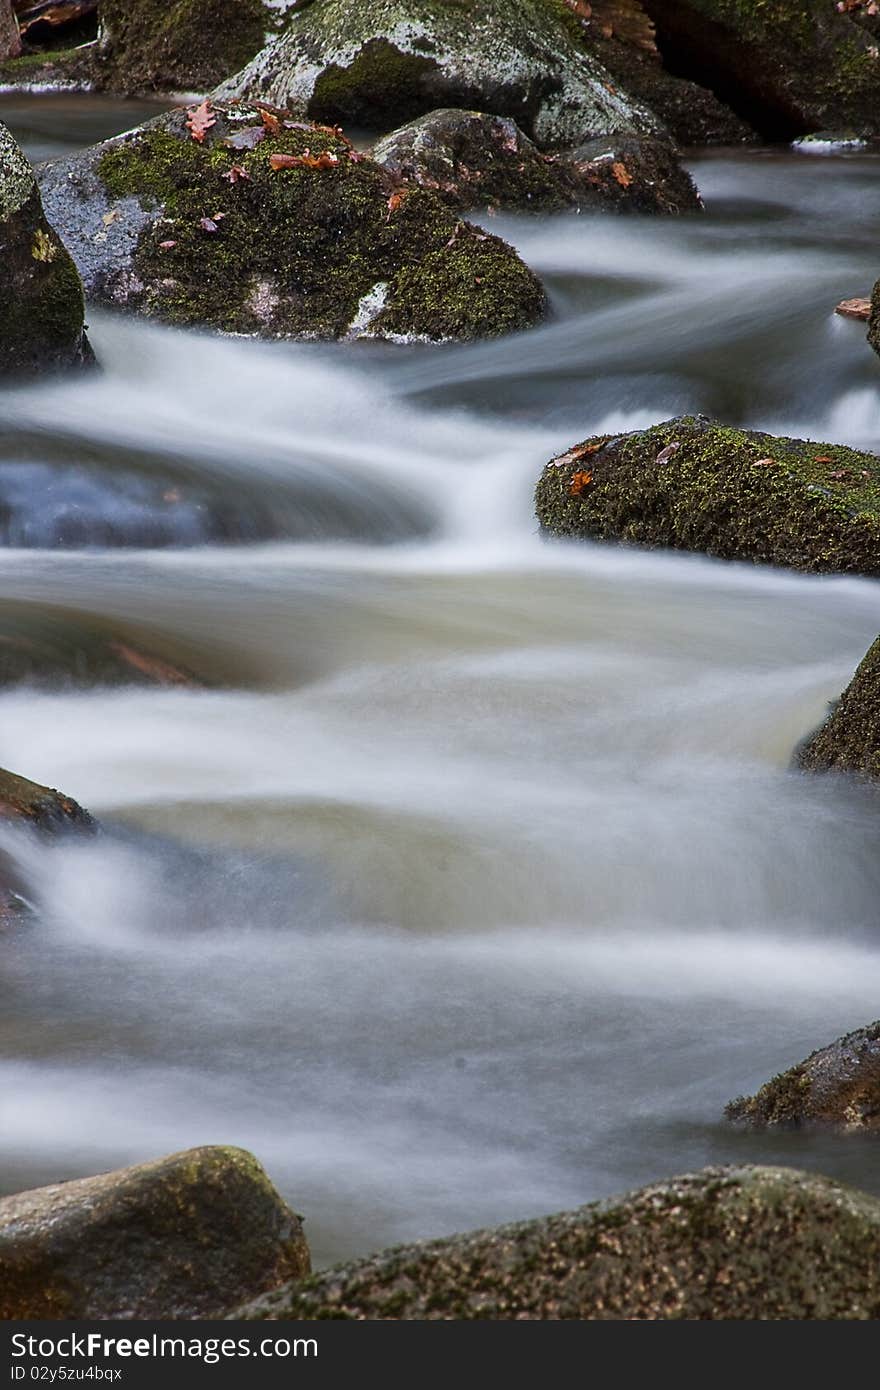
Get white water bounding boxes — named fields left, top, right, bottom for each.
left=2, top=135, right=880, bottom=1265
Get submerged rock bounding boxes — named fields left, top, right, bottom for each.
left=217, top=0, right=663, bottom=149
left=535, top=417, right=880, bottom=574
left=640, top=0, right=880, bottom=139
left=92, top=0, right=276, bottom=96
left=36, top=100, right=545, bottom=341
left=797, top=635, right=880, bottom=779
left=235, top=1164, right=880, bottom=1319
left=0, top=605, right=202, bottom=690
left=727, top=1023, right=880, bottom=1131
left=372, top=110, right=701, bottom=214
left=0, top=1146, right=310, bottom=1318
left=0, top=121, right=92, bottom=377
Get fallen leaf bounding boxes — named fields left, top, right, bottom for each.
left=655, top=442, right=681, bottom=465
left=569, top=470, right=594, bottom=495
left=829, top=470, right=849, bottom=480
left=222, top=163, right=250, bottom=184
left=186, top=99, right=216, bottom=144
left=257, top=107, right=282, bottom=136
left=224, top=126, right=266, bottom=152
left=813, top=455, right=834, bottom=464
left=199, top=217, right=219, bottom=233
left=612, top=161, right=633, bottom=188
left=269, top=150, right=339, bottom=171
left=386, top=189, right=406, bottom=216
left=752, top=457, right=775, bottom=467
left=158, top=240, right=177, bottom=250
left=554, top=439, right=608, bottom=468
left=835, top=297, right=871, bottom=320
left=101, top=209, right=121, bottom=226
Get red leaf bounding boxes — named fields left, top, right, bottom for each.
left=186, top=99, right=216, bottom=144
left=269, top=150, right=339, bottom=171
left=222, top=163, right=250, bottom=184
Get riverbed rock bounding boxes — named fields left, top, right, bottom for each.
left=727, top=1024, right=880, bottom=1132
left=217, top=0, right=663, bottom=150
left=639, top=0, right=880, bottom=139
left=372, top=110, right=701, bottom=214
left=867, top=278, right=880, bottom=359
left=235, top=1164, right=880, bottom=1319
left=797, top=635, right=880, bottom=779
left=0, top=120, right=92, bottom=377
left=0, top=1146, right=310, bottom=1318
left=535, top=416, right=880, bottom=574
left=36, top=100, right=545, bottom=340
left=92, top=0, right=277, bottom=96
left=0, top=764, right=94, bottom=835
left=0, top=605, right=202, bottom=690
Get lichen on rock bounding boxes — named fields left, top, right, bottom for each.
left=726, top=1022, right=880, bottom=1131
left=36, top=100, right=545, bottom=341
left=535, top=416, right=880, bottom=574
left=217, top=0, right=663, bottom=149
left=234, top=1164, right=880, bottom=1319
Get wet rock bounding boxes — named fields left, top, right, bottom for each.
left=868, top=277, right=880, bottom=358
left=0, top=1146, right=310, bottom=1318
left=535, top=416, right=880, bottom=574
left=235, top=1164, right=880, bottom=1319
left=372, top=110, right=701, bottom=215
left=0, top=764, right=94, bottom=835
left=0, top=121, right=92, bottom=377
left=0, top=605, right=202, bottom=690
left=91, top=0, right=275, bottom=96
left=639, top=0, right=880, bottom=140
left=726, top=1023, right=880, bottom=1131
left=217, top=0, right=663, bottom=149
left=796, top=635, right=880, bottom=778
left=36, top=101, right=545, bottom=341
left=836, top=296, right=871, bottom=320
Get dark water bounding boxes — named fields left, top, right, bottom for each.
left=1, top=101, right=880, bottom=1266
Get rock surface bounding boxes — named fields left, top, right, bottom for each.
left=797, top=635, right=880, bottom=779
left=0, top=121, right=92, bottom=377
left=235, top=1164, right=880, bottom=1319
left=535, top=416, right=880, bottom=574
left=0, top=1146, right=310, bottom=1318
left=372, top=109, right=701, bottom=214
left=727, top=1023, right=880, bottom=1131
left=868, top=277, right=880, bottom=359
left=0, top=764, right=94, bottom=835
left=36, top=100, right=545, bottom=341
left=92, top=0, right=277, bottom=95
left=217, top=0, right=663, bottom=149
left=640, top=0, right=880, bottom=139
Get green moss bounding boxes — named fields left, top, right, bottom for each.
left=0, top=47, right=83, bottom=82
left=0, top=185, right=89, bottom=378
left=95, top=0, right=267, bottom=94
left=95, top=106, right=544, bottom=339
left=726, top=1067, right=811, bottom=1128
left=534, top=417, right=880, bottom=575
left=798, top=637, right=880, bottom=778
left=309, top=39, right=441, bottom=128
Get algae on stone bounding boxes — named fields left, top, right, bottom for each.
left=37, top=101, right=544, bottom=341
left=0, top=1146, right=309, bottom=1319
left=217, top=0, right=663, bottom=149
left=797, top=636, right=880, bottom=779
left=234, top=1164, right=880, bottom=1319
left=535, top=416, right=880, bottom=574
left=727, top=1022, right=880, bottom=1131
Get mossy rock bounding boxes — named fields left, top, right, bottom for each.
left=867, top=276, right=880, bottom=360
left=0, top=121, right=92, bottom=377
left=535, top=416, right=880, bottom=574
left=372, top=109, right=701, bottom=214
left=36, top=100, right=545, bottom=341
left=0, top=1146, right=310, bottom=1318
left=0, top=764, right=95, bottom=835
left=217, top=0, right=663, bottom=149
left=727, top=1023, right=880, bottom=1131
left=797, top=636, right=880, bottom=779
left=234, top=1164, right=880, bottom=1318
left=639, top=0, right=880, bottom=139
left=91, top=0, right=276, bottom=95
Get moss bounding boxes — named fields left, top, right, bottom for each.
left=867, top=277, right=880, bottom=361
left=725, top=1023, right=880, bottom=1131
left=0, top=46, right=84, bottom=84
left=726, top=1066, right=811, bottom=1128
left=234, top=1165, right=880, bottom=1319
left=309, top=39, right=441, bottom=128
left=93, top=0, right=268, bottom=94
left=798, top=637, right=880, bottom=779
left=534, top=417, right=880, bottom=575
left=94, top=104, right=544, bottom=339
left=0, top=182, right=90, bottom=377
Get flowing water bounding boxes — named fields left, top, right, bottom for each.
left=2, top=101, right=880, bottom=1267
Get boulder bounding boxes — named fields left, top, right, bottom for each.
left=639, top=0, right=880, bottom=139
left=235, top=1165, right=880, bottom=1319
left=868, top=277, right=880, bottom=359
left=0, top=121, right=92, bottom=377
left=797, top=635, right=880, bottom=778
left=36, top=100, right=545, bottom=341
left=0, top=764, right=94, bottom=835
left=535, top=416, right=880, bottom=574
left=92, top=0, right=275, bottom=96
left=727, top=1024, right=880, bottom=1132
left=0, top=1146, right=310, bottom=1318
left=372, top=110, right=701, bottom=214
left=217, top=0, right=663, bottom=149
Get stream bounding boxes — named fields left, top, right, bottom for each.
left=1, top=98, right=880, bottom=1268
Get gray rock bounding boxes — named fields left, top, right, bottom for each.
left=0, top=1146, right=310, bottom=1318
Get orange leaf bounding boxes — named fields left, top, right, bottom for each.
left=186, top=99, right=216, bottom=144
left=612, top=161, right=633, bottom=188
left=257, top=107, right=282, bottom=136
left=269, top=150, right=339, bottom=171
left=813, top=456, right=834, bottom=464
left=569, top=470, right=594, bottom=496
